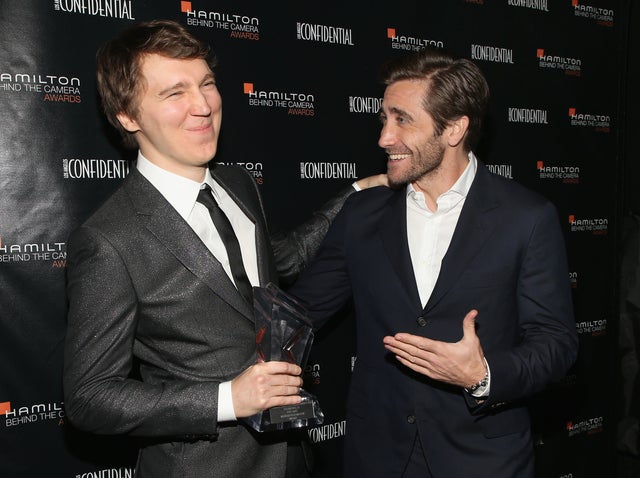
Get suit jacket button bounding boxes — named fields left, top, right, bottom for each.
left=417, top=317, right=428, bottom=327
left=407, top=415, right=416, bottom=424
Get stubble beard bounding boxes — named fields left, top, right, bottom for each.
left=387, top=135, right=445, bottom=189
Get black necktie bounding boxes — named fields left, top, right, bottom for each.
left=197, top=184, right=253, bottom=304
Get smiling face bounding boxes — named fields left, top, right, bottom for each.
left=117, top=54, right=222, bottom=182
left=378, top=79, right=446, bottom=189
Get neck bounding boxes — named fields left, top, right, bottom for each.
left=140, top=151, right=208, bottom=183
left=412, top=150, right=469, bottom=211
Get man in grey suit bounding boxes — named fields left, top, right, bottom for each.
left=63, top=20, right=383, bottom=478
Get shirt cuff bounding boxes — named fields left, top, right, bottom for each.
left=217, top=381, right=237, bottom=422
left=470, top=358, right=491, bottom=398
left=352, top=181, right=362, bottom=192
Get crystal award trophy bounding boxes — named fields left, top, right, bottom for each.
left=242, top=283, right=324, bottom=432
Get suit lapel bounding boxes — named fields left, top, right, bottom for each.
left=211, top=167, right=258, bottom=224
left=211, top=166, right=277, bottom=287
left=124, top=170, right=253, bottom=320
left=379, top=190, right=423, bottom=310
left=425, top=165, right=500, bottom=312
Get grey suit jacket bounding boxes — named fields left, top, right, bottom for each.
left=63, top=165, right=349, bottom=477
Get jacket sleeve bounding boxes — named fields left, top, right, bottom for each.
left=271, top=186, right=355, bottom=287
left=471, top=200, right=578, bottom=413
left=63, top=225, right=220, bottom=438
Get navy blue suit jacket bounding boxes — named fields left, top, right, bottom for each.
left=290, top=164, right=578, bottom=477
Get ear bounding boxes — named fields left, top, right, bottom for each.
left=116, top=111, right=141, bottom=134
left=445, top=116, right=469, bottom=148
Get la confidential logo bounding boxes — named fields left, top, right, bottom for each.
left=471, top=44, right=514, bottom=64
left=75, top=467, right=134, bottom=478
left=0, top=71, right=82, bottom=103
left=181, top=1, right=260, bottom=40
left=53, top=0, right=134, bottom=19
left=244, top=82, right=315, bottom=116
left=508, top=107, right=548, bottom=124
left=508, top=0, right=549, bottom=11
left=537, top=49, right=582, bottom=76
left=386, top=28, right=444, bottom=52
left=348, top=96, right=382, bottom=114
left=307, top=420, right=346, bottom=444
left=63, top=158, right=130, bottom=179
left=485, top=164, right=513, bottom=179
left=300, top=162, right=357, bottom=179
left=297, top=22, right=354, bottom=46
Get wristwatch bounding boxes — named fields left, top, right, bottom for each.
left=466, top=368, right=489, bottom=394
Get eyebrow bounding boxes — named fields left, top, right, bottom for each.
left=389, top=106, right=410, bottom=118
left=157, top=82, right=185, bottom=97
left=380, top=106, right=412, bottom=121
left=157, top=73, right=216, bottom=97
left=201, top=72, right=216, bottom=84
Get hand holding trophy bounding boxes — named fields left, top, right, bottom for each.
left=242, top=283, right=324, bottom=432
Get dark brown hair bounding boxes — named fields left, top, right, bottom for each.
left=96, top=19, right=216, bottom=148
left=380, top=48, right=489, bottom=152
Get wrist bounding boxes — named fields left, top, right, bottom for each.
left=465, top=362, right=489, bottom=393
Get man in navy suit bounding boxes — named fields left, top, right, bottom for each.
left=289, top=48, right=578, bottom=477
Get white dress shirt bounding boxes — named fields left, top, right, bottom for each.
left=136, top=154, right=259, bottom=288
left=136, top=153, right=256, bottom=421
left=406, top=153, right=477, bottom=307
left=405, top=152, right=490, bottom=396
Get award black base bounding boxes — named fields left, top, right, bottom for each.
left=266, top=391, right=322, bottom=428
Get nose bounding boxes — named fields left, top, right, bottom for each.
left=190, top=89, right=213, bottom=116
left=378, top=122, right=396, bottom=149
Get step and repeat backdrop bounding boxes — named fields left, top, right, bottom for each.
left=0, top=1, right=623, bottom=477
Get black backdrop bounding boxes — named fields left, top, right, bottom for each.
left=0, top=1, right=628, bottom=477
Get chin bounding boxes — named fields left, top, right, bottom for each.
left=196, top=145, right=218, bottom=163
left=387, top=175, right=406, bottom=189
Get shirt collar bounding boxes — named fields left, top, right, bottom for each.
left=135, top=152, right=214, bottom=221
left=406, top=152, right=478, bottom=212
